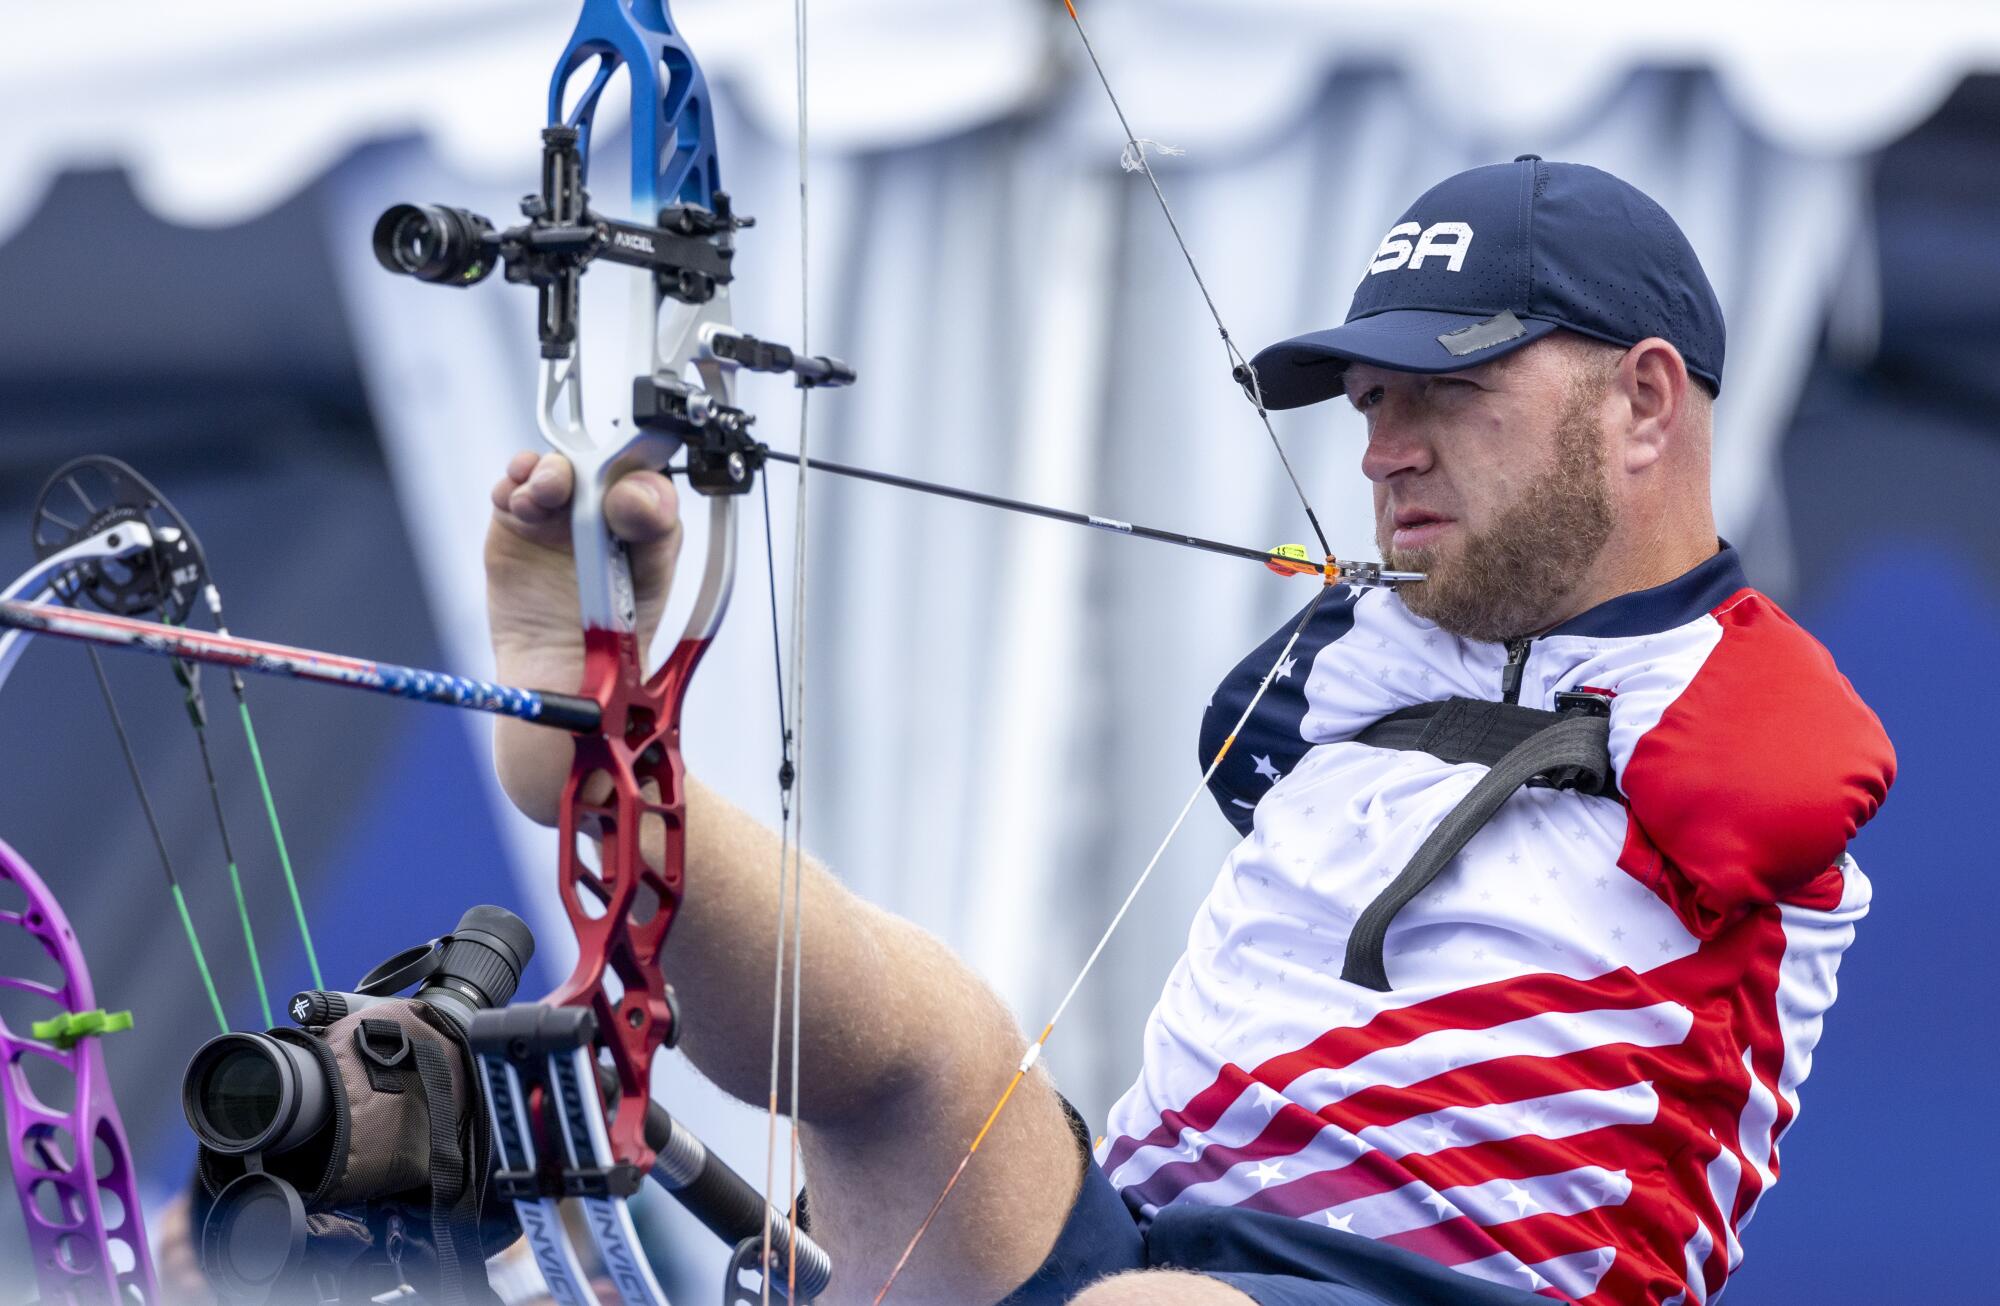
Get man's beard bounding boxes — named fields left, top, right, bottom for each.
left=1379, top=385, right=1615, bottom=644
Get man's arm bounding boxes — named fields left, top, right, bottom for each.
left=484, top=451, right=1081, bottom=1303
left=1610, top=590, right=1894, bottom=924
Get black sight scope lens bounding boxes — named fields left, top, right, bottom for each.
left=371, top=203, right=497, bottom=286
left=198, top=1042, right=279, bottom=1142
left=183, top=1033, right=330, bottom=1156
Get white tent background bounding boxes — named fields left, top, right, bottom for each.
left=11, top=0, right=1998, bottom=1289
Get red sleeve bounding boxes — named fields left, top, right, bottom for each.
left=1619, top=590, right=1895, bottom=927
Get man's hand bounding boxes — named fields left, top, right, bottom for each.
left=485, top=450, right=680, bottom=824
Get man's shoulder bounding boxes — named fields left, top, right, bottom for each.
left=1617, top=582, right=1882, bottom=746
left=1611, top=584, right=1895, bottom=910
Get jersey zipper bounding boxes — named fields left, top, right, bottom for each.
left=1501, top=637, right=1532, bottom=705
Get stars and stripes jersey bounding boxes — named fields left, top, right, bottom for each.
left=1096, top=546, right=1894, bottom=1304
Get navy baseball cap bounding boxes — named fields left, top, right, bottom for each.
left=1246, top=156, right=1725, bottom=409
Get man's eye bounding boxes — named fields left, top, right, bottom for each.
left=1351, top=386, right=1384, bottom=410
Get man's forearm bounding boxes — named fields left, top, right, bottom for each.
left=491, top=654, right=1025, bottom=1124
left=656, top=776, right=1025, bottom=1125
left=661, top=778, right=1088, bottom=1297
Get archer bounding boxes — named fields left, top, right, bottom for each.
left=483, top=159, right=1893, bottom=1306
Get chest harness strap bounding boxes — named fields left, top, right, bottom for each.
left=1340, top=695, right=1615, bottom=992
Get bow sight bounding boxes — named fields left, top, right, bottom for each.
left=373, top=126, right=853, bottom=499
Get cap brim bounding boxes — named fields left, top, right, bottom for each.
left=1244, top=309, right=1560, bottom=410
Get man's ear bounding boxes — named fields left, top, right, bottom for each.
left=1618, top=337, right=1688, bottom=474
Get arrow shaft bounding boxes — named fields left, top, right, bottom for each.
left=758, top=449, right=1425, bottom=587
left=761, top=448, right=1293, bottom=569
left=0, top=599, right=600, bottom=733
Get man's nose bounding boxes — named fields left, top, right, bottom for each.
left=1360, top=412, right=1434, bottom=484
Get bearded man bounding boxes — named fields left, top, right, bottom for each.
left=485, top=158, right=1894, bottom=1306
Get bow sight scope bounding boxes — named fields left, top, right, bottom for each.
left=371, top=203, right=498, bottom=286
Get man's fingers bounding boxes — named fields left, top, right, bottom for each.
left=603, top=470, right=680, bottom=545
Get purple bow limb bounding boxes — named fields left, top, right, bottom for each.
left=0, top=837, right=158, bottom=1301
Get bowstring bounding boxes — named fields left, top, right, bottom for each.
left=873, top=3, right=1344, bottom=1297
left=758, top=470, right=797, bottom=1306
left=1061, top=1, right=1330, bottom=561
left=784, top=0, right=813, bottom=1292
left=761, top=0, right=816, bottom=1299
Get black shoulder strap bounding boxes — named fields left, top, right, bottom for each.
left=1340, top=697, right=1613, bottom=992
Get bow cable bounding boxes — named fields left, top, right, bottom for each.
left=196, top=578, right=324, bottom=993
left=32, top=466, right=234, bottom=1032
left=24, top=457, right=324, bottom=1032
left=77, top=645, right=230, bottom=1034
left=173, top=514, right=324, bottom=1002
left=170, top=651, right=273, bottom=1027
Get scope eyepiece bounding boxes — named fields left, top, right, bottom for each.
left=372, top=203, right=498, bottom=286
left=435, top=903, right=534, bottom=1007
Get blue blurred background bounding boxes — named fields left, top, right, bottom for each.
left=1, top=1, right=1994, bottom=1300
